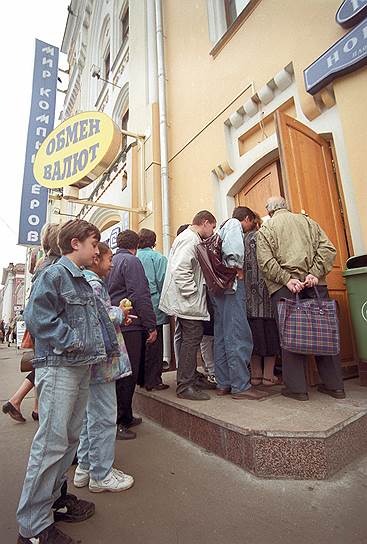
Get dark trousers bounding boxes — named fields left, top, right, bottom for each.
left=271, top=285, right=344, bottom=394
left=144, top=324, right=164, bottom=388
left=116, top=330, right=143, bottom=426
left=176, top=318, right=204, bottom=394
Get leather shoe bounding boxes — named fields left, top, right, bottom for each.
left=195, top=375, right=217, bottom=390
left=216, top=388, right=231, bottom=396
left=317, top=385, right=346, bottom=399
left=281, top=388, right=309, bottom=401
left=116, top=425, right=136, bottom=440
left=126, top=416, right=142, bottom=428
left=177, top=386, right=210, bottom=401
left=145, top=384, right=170, bottom=391
left=232, top=387, right=270, bottom=400
left=2, top=401, right=26, bottom=422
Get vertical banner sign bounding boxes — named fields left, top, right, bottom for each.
left=18, top=39, right=59, bottom=246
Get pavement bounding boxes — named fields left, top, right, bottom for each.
left=1, top=343, right=367, bottom=544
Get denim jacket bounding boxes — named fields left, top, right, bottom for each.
left=218, top=218, right=245, bottom=293
left=83, top=270, right=131, bottom=384
left=24, top=256, right=120, bottom=368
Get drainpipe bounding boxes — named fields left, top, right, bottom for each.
left=155, top=0, right=170, bottom=256
left=147, top=0, right=158, bottom=104
left=154, top=0, right=171, bottom=367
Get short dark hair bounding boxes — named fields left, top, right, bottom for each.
left=138, top=228, right=156, bottom=249
left=253, top=212, right=262, bottom=229
left=176, top=224, right=190, bottom=236
left=58, top=219, right=100, bottom=255
left=192, top=210, right=216, bottom=226
left=232, top=206, right=256, bottom=222
left=117, top=229, right=139, bottom=250
left=97, top=241, right=112, bottom=258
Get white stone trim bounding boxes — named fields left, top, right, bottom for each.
left=224, top=63, right=294, bottom=132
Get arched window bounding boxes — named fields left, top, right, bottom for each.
left=112, top=82, right=129, bottom=124
left=99, top=15, right=111, bottom=80
left=120, top=5, right=129, bottom=48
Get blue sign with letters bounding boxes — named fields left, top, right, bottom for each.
left=18, top=39, right=59, bottom=246
left=336, top=0, right=367, bottom=29
left=304, top=18, right=367, bottom=95
left=101, top=214, right=130, bottom=252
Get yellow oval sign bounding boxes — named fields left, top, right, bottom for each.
left=33, top=111, right=121, bottom=189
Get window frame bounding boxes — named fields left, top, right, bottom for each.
left=103, top=47, right=111, bottom=79
left=120, top=6, right=129, bottom=48
left=208, top=0, right=261, bottom=58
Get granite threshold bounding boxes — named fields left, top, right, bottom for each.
left=134, top=374, right=367, bottom=480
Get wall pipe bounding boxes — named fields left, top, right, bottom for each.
left=155, top=0, right=170, bottom=256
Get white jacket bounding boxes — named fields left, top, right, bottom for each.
left=159, top=227, right=209, bottom=320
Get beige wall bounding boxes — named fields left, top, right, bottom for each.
left=160, top=0, right=366, bottom=250
left=333, top=70, right=367, bottom=248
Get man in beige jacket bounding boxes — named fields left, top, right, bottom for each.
left=257, top=196, right=345, bottom=401
left=159, top=210, right=217, bottom=400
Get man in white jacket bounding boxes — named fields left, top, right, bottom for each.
left=159, top=210, right=217, bottom=400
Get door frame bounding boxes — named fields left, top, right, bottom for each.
left=234, top=159, right=284, bottom=209
left=325, top=136, right=354, bottom=258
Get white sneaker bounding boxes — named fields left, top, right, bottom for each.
left=112, top=467, right=134, bottom=482
left=89, top=469, right=134, bottom=493
left=73, top=465, right=90, bottom=488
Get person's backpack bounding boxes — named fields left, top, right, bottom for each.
left=196, top=234, right=237, bottom=296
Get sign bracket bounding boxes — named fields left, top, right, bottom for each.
left=48, top=194, right=146, bottom=215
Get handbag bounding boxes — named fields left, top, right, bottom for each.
left=277, top=287, right=340, bottom=356
left=196, top=234, right=237, bottom=296
left=21, top=329, right=34, bottom=349
left=20, top=351, right=34, bottom=372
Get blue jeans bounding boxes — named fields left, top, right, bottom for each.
left=77, top=381, right=117, bottom=480
left=17, top=365, right=90, bottom=538
left=211, top=281, right=253, bottom=393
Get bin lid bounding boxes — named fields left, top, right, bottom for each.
left=343, top=267, right=367, bottom=277
left=345, top=255, right=367, bottom=269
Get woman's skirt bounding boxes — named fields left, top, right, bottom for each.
left=248, top=317, right=280, bottom=357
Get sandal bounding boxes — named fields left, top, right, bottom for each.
left=250, top=375, right=263, bottom=386
left=262, top=376, right=282, bottom=387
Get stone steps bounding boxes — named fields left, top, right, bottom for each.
left=134, top=372, right=367, bottom=480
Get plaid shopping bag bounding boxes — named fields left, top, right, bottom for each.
left=277, top=288, right=340, bottom=356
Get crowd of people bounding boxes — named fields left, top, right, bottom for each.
left=0, top=318, right=18, bottom=346
left=1, top=194, right=345, bottom=543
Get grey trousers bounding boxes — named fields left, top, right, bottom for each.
left=176, top=318, right=204, bottom=394
left=271, top=285, right=344, bottom=394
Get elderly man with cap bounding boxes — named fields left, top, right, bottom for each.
left=256, top=196, right=345, bottom=402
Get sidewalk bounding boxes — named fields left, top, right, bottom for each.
left=1, top=344, right=366, bottom=544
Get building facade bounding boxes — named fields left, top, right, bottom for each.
left=1, top=263, right=25, bottom=325
left=59, top=0, right=366, bottom=377
left=59, top=0, right=136, bottom=242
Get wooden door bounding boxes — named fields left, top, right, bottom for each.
left=236, top=161, right=282, bottom=217
left=275, top=111, right=356, bottom=377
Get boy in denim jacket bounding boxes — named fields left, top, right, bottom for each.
left=17, top=220, right=119, bottom=544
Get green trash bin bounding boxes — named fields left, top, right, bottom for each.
left=343, top=255, right=367, bottom=386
